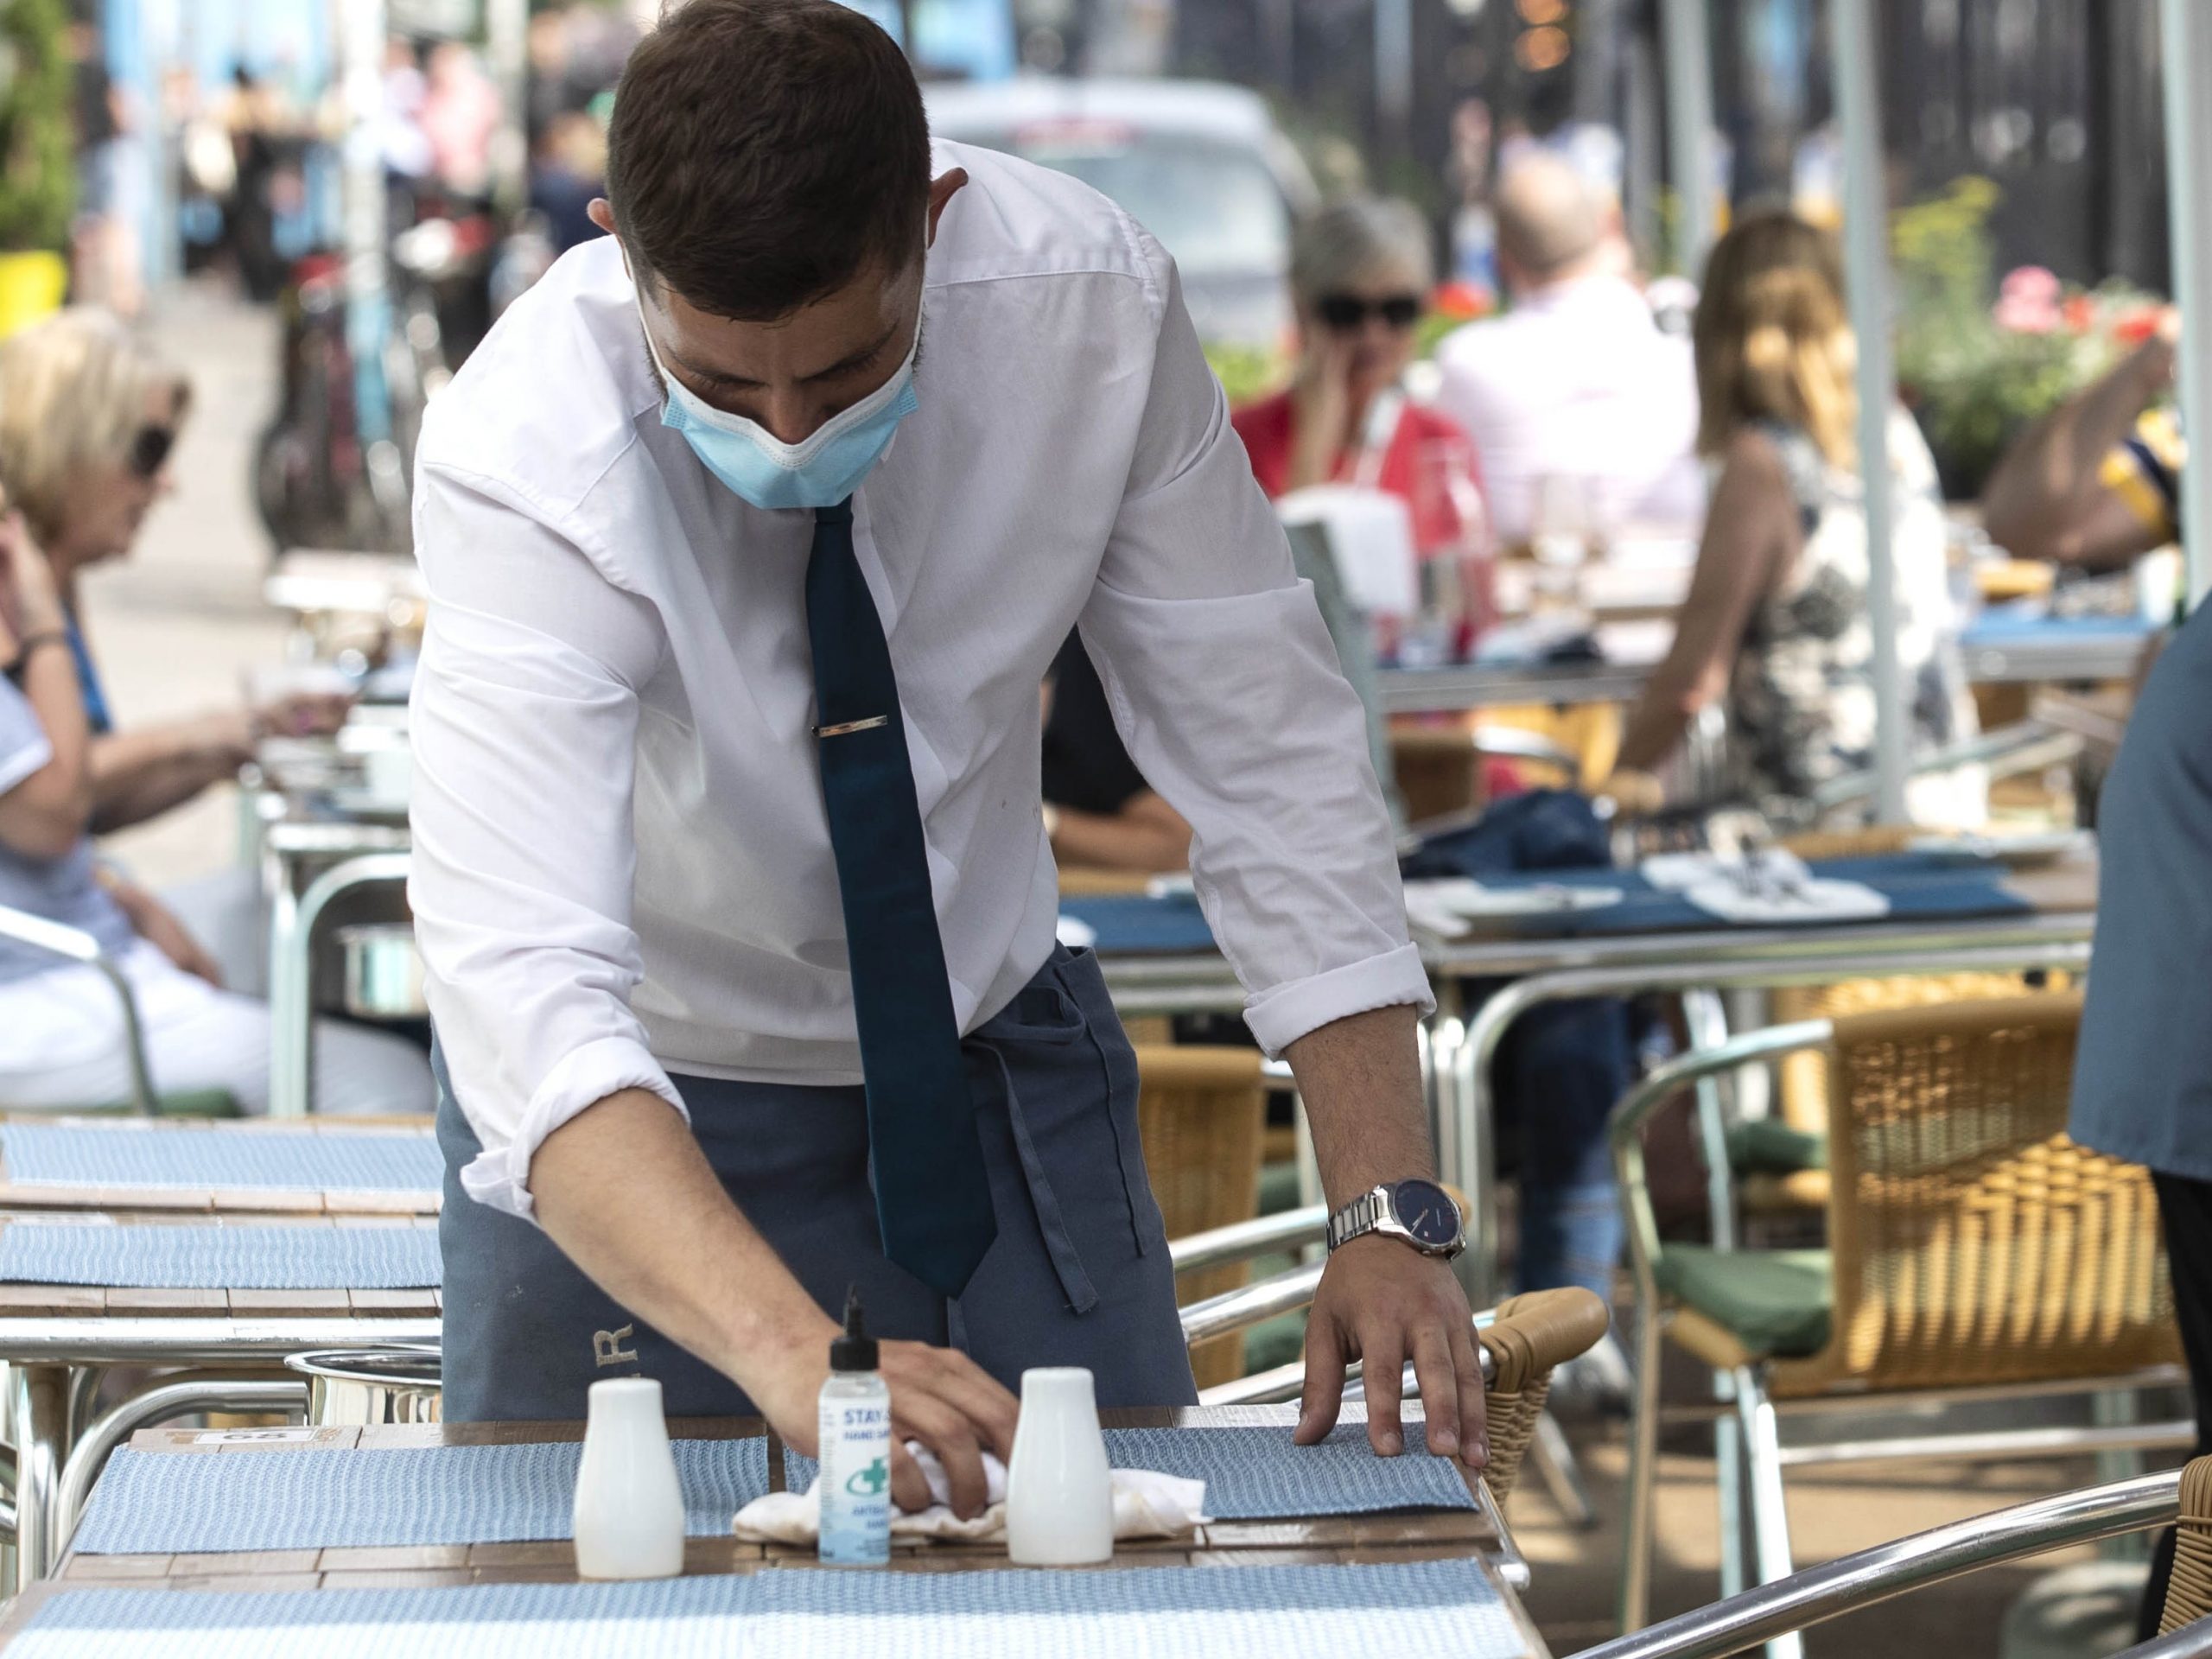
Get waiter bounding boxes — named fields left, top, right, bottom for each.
left=410, top=0, right=1479, bottom=1519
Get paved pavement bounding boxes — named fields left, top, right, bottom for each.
left=84, top=283, right=289, bottom=890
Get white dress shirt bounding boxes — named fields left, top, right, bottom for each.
left=409, top=140, right=1431, bottom=1219
left=1433, top=275, right=1706, bottom=544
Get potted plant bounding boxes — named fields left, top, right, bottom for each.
left=1893, top=177, right=2165, bottom=502
left=0, top=0, right=75, bottom=334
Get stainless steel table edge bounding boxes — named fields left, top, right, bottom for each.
left=0, top=1317, right=442, bottom=1587
left=1443, top=925, right=2096, bottom=1304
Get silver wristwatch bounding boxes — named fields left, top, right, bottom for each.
left=1326, top=1178, right=1465, bottom=1259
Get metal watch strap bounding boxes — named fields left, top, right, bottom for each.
left=1327, top=1185, right=1389, bottom=1251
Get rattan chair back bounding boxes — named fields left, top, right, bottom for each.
left=1770, top=970, right=2075, bottom=1136
left=1773, top=993, right=2180, bottom=1397
left=1135, top=1045, right=1268, bottom=1390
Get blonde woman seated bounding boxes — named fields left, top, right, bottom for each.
left=1611, top=211, right=1980, bottom=828
left=0, top=511, right=431, bottom=1116
left=0, top=310, right=352, bottom=993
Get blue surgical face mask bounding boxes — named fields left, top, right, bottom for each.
left=637, top=291, right=920, bottom=512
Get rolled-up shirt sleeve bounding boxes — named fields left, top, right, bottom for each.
left=1078, top=233, right=1433, bottom=1055
left=409, top=463, right=683, bottom=1219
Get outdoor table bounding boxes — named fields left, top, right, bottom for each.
left=259, top=819, right=412, bottom=1118
left=0, top=1406, right=1550, bottom=1658
left=1377, top=658, right=1655, bottom=715
left=0, top=1116, right=440, bottom=1216
left=1077, top=849, right=2099, bottom=1305
left=0, top=1213, right=441, bottom=1585
left=1957, top=611, right=2156, bottom=685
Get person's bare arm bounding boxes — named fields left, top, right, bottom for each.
left=1049, top=790, right=1192, bottom=873
left=529, top=1093, right=1019, bottom=1518
left=1615, top=430, right=1796, bottom=778
left=89, top=691, right=351, bottom=833
left=1289, top=1003, right=1488, bottom=1469
left=86, top=715, right=255, bottom=832
left=1980, top=316, right=2178, bottom=569
left=0, top=538, right=92, bottom=860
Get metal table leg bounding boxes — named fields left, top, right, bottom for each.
left=53, top=1377, right=309, bottom=1559
left=10, top=1363, right=67, bottom=1586
left=1529, top=1409, right=1599, bottom=1529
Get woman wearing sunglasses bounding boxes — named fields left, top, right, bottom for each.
left=1230, top=194, right=1482, bottom=555
left=0, top=489, right=432, bottom=1116
left=0, top=309, right=351, bottom=992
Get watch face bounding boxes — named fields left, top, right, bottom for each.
left=1393, top=1179, right=1461, bottom=1248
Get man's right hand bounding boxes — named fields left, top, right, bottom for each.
left=529, top=1091, right=1020, bottom=1523
left=744, top=1330, right=1020, bottom=1520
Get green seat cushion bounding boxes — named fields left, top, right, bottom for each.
left=1656, top=1245, right=1833, bottom=1357
left=1724, top=1120, right=1828, bottom=1175
left=1257, top=1160, right=1305, bottom=1217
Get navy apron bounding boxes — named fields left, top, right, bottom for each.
left=435, top=944, right=1198, bottom=1421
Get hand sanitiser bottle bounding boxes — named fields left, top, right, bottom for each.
left=817, top=1287, right=893, bottom=1566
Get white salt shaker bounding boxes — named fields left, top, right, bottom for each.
left=573, top=1376, right=685, bottom=1580
left=1005, top=1366, right=1113, bottom=1565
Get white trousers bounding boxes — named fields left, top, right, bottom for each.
left=0, top=940, right=435, bottom=1116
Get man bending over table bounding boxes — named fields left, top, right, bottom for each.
left=408, top=0, right=1481, bottom=1517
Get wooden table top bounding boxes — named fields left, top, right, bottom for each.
left=0, top=1116, right=439, bottom=1217
left=39, top=1407, right=1522, bottom=1586
left=0, top=1211, right=440, bottom=1322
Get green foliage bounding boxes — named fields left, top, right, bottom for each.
left=0, top=0, right=76, bottom=254
left=1891, top=177, right=2152, bottom=500
left=1204, top=341, right=1288, bottom=409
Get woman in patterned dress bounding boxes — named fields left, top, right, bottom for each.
left=1611, top=210, right=1980, bottom=829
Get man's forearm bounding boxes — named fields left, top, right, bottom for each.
left=1284, top=1002, right=1433, bottom=1209
left=529, top=1090, right=835, bottom=1386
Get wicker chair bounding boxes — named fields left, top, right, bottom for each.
left=1742, top=969, right=2075, bottom=1217
left=1614, top=994, right=2183, bottom=1639
left=1134, top=1045, right=1268, bottom=1390
left=1477, top=1286, right=1611, bottom=1502
left=2161, top=1457, right=2212, bottom=1637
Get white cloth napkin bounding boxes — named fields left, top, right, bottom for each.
left=1053, top=914, right=1098, bottom=950
left=732, top=1444, right=1211, bottom=1547
left=1640, top=849, right=1812, bottom=893
left=1682, top=874, right=1890, bottom=925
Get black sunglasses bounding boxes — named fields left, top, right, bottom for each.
left=1316, top=293, right=1421, bottom=332
left=128, top=423, right=175, bottom=481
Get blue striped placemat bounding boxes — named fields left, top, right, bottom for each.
left=72, top=1439, right=772, bottom=1555
left=786, top=1423, right=1476, bottom=1520
left=1, top=1124, right=442, bottom=1194
left=11, top=1560, right=1529, bottom=1659
left=0, top=1224, right=439, bottom=1289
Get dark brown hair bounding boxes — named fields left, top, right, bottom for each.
left=605, top=0, right=930, bottom=321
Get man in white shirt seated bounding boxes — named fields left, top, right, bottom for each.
left=410, top=0, right=1483, bottom=1519
left=1433, top=153, right=1705, bottom=546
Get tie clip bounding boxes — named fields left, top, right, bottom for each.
left=814, top=715, right=890, bottom=739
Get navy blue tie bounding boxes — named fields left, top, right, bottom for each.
left=805, top=498, right=998, bottom=1297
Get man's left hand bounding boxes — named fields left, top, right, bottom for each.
left=1294, top=1235, right=1486, bottom=1470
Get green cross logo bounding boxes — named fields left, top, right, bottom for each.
left=846, top=1458, right=889, bottom=1497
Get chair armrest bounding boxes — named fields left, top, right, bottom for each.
left=2158, top=1456, right=2212, bottom=1636
left=0, top=903, right=156, bottom=1113
left=0, top=901, right=104, bottom=966
left=1478, top=1287, right=1611, bottom=1395
left=1608, top=1020, right=1834, bottom=1288
left=1169, top=1205, right=1326, bottom=1274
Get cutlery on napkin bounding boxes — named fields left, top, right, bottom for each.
left=1681, top=874, right=1890, bottom=925
left=733, top=1444, right=1209, bottom=1546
